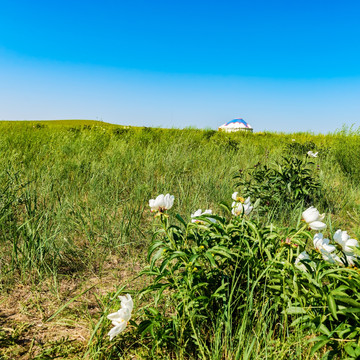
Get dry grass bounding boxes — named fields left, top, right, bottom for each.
left=0, top=256, right=146, bottom=359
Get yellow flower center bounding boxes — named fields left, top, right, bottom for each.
left=237, top=196, right=245, bottom=203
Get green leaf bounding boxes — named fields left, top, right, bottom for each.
left=147, top=240, right=166, bottom=262
left=267, top=285, right=281, bottom=291
left=344, top=342, right=360, bottom=358
left=285, top=306, right=307, bottom=315
left=290, top=314, right=312, bottom=327
left=175, top=213, right=187, bottom=226
left=319, top=324, right=331, bottom=337
left=339, top=307, right=360, bottom=314
left=335, top=296, right=360, bottom=308
left=308, top=335, right=329, bottom=343
left=209, top=246, right=235, bottom=259
left=138, top=320, right=156, bottom=336
left=328, top=293, right=338, bottom=320
left=150, top=248, right=164, bottom=268
left=204, top=252, right=216, bottom=267
left=310, top=338, right=330, bottom=357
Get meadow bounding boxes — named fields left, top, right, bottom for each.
left=0, top=120, right=359, bottom=359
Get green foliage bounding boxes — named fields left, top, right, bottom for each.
left=133, top=211, right=294, bottom=356
left=334, top=136, right=360, bottom=183
left=285, top=140, right=330, bottom=158
left=287, top=263, right=360, bottom=359
left=131, top=208, right=360, bottom=359
left=1, top=121, right=360, bottom=358
left=234, top=155, right=322, bottom=218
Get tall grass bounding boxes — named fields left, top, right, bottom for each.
left=0, top=120, right=359, bottom=358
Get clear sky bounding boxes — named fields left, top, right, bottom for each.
left=1, top=0, right=359, bottom=132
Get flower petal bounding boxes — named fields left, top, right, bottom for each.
left=119, top=294, right=133, bottom=312
left=302, top=206, right=319, bottom=224
left=309, top=221, right=327, bottom=231
left=232, top=192, right=238, bottom=201
left=108, top=321, right=127, bottom=340
left=344, top=238, right=358, bottom=251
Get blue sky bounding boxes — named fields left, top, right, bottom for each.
left=0, top=0, right=359, bottom=132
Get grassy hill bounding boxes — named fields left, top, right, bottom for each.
left=0, top=121, right=359, bottom=359
left=0, top=119, right=113, bottom=126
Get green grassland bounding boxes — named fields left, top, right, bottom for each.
left=0, top=120, right=360, bottom=359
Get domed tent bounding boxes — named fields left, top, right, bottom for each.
left=218, top=118, right=253, bottom=132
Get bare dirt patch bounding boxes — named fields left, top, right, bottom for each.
left=0, top=256, right=147, bottom=359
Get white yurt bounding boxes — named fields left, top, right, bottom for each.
left=218, top=118, right=253, bottom=132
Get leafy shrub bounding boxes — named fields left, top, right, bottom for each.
left=33, top=123, right=47, bottom=129
left=137, top=211, right=289, bottom=356
left=285, top=140, right=331, bottom=158
left=202, top=129, right=216, bottom=140
left=112, top=127, right=130, bottom=136
left=126, top=205, right=360, bottom=359
left=234, top=155, right=322, bottom=217
left=68, top=126, right=81, bottom=133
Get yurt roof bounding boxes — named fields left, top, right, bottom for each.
left=219, top=118, right=252, bottom=129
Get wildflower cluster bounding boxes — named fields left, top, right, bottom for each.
left=296, top=206, right=359, bottom=270
left=106, top=189, right=360, bottom=358
left=234, top=154, right=322, bottom=215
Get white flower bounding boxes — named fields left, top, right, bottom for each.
left=313, top=233, right=340, bottom=264
left=313, top=233, right=336, bottom=253
left=149, top=194, right=174, bottom=212
left=307, top=151, right=318, bottom=158
left=295, top=251, right=311, bottom=271
left=333, top=229, right=359, bottom=255
left=119, top=294, right=134, bottom=312
left=191, top=209, right=216, bottom=223
left=232, top=197, right=253, bottom=216
left=232, top=192, right=245, bottom=203
left=107, top=294, right=133, bottom=340
left=302, top=206, right=326, bottom=230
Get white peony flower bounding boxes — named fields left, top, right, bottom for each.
left=149, top=194, right=174, bottom=212
left=191, top=209, right=216, bottom=223
left=333, top=229, right=359, bottom=255
left=295, top=251, right=311, bottom=271
left=313, top=233, right=340, bottom=264
left=107, top=294, right=133, bottom=341
left=314, top=233, right=342, bottom=264
left=231, top=197, right=253, bottom=216
left=313, top=233, right=336, bottom=253
left=232, top=192, right=245, bottom=203
left=302, top=206, right=326, bottom=231
left=307, top=151, right=318, bottom=158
